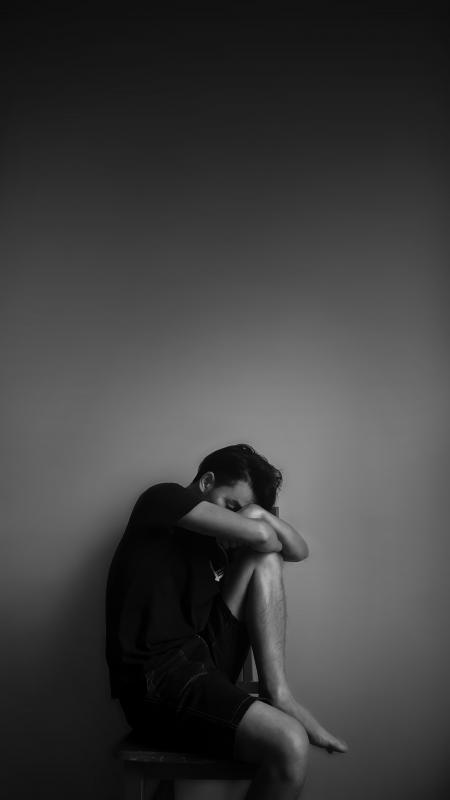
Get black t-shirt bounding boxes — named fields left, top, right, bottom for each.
left=105, top=482, right=228, bottom=698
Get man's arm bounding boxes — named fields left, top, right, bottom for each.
left=238, top=504, right=309, bottom=562
left=178, top=501, right=283, bottom=553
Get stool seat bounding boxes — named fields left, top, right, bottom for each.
left=117, top=732, right=257, bottom=780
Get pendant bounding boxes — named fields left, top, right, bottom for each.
left=209, top=559, right=224, bottom=582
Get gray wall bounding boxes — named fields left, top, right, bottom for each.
left=1, top=13, right=449, bottom=800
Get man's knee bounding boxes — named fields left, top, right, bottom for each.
left=257, top=720, right=309, bottom=786
left=251, top=550, right=284, bottom=576
left=234, top=549, right=283, bottom=572
left=275, top=722, right=309, bottom=784
left=235, top=702, right=308, bottom=785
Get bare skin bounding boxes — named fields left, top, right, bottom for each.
left=221, top=547, right=348, bottom=755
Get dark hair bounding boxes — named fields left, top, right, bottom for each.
left=193, top=443, right=282, bottom=511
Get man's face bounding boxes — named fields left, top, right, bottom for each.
left=204, top=478, right=255, bottom=512
left=200, top=474, right=255, bottom=550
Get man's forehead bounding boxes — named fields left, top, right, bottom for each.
left=227, top=480, right=255, bottom=505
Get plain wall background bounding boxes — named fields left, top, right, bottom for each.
left=1, top=10, right=449, bottom=799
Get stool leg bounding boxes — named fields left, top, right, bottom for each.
left=123, top=763, right=161, bottom=800
left=123, top=763, right=142, bottom=800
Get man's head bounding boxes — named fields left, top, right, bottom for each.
left=192, top=444, right=282, bottom=512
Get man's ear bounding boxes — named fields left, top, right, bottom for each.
left=199, top=471, right=215, bottom=494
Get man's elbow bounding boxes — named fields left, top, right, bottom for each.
left=285, top=541, right=309, bottom=562
left=299, top=542, right=309, bottom=561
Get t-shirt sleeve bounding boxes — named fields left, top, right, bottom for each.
left=130, top=483, right=205, bottom=530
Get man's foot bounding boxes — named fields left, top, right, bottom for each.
left=261, top=690, right=348, bottom=754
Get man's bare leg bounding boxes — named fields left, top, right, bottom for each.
left=221, top=550, right=348, bottom=753
left=234, top=699, right=310, bottom=799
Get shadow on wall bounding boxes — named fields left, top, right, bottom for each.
left=4, top=528, right=127, bottom=800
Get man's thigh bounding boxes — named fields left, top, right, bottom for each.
left=120, top=636, right=259, bottom=760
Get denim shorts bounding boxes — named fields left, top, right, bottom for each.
left=119, top=594, right=259, bottom=759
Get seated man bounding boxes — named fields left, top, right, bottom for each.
left=106, top=444, right=347, bottom=799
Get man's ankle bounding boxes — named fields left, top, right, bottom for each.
left=259, top=683, right=292, bottom=707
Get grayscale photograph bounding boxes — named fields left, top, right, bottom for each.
left=1, top=4, right=448, bottom=799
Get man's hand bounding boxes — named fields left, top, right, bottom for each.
left=239, top=503, right=309, bottom=562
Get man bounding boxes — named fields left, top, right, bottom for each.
left=106, top=444, right=347, bottom=799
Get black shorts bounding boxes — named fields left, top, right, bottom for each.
left=119, top=594, right=260, bottom=759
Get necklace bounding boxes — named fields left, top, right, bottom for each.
left=209, top=560, right=224, bottom=582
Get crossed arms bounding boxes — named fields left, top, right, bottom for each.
left=178, top=502, right=309, bottom=563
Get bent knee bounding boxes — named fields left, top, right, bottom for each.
left=275, top=723, right=309, bottom=782
left=254, top=550, right=284, bottom=572
left=234, top=702, right=308, bottom=784
left=235, top=549, right=283, bottom=571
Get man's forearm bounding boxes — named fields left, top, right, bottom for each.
left=261, top=510, right=309, bottom=562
